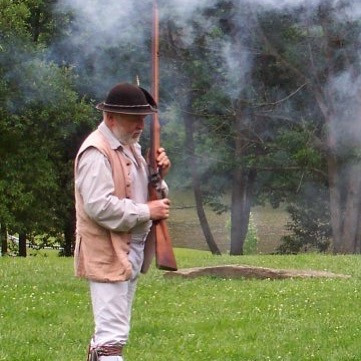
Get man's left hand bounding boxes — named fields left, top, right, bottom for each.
left=157, top=148, right=171, bottom=177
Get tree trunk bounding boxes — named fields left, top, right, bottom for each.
left=327, top=155, right=343, bottom=252
left=63, top=206, right=76, bottom=256
left=230, top=113, right=256, bottom=255
left=183, top=104, right=221, bottom=255
left=18, top=232, right=27, bottom=257
left=341, top=164, right=361, bottom=252
left=356, top=204, right=361, bottom=253
left=315, top=17, right=361, bottom=254
left=230, top=168, right=256, bottom=255
left=230, top=168, right=247, bottom=255
left=321, top=99, right=361, bottom=254
left=326, top=120, right=361, bottom=254
left=331, top=161, right=361, bottom=253
left=1, top=224, right=7, bottom=256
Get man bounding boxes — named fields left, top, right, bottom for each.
left=74, top=82, right=171, bottom=361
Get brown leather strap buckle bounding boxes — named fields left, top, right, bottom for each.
left=87, top=344, right=123, bottom=360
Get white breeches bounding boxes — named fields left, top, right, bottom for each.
left=89, top=238, right=145, bottom=360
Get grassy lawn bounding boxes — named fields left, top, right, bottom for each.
left=1, top=251, right=361, bottom=361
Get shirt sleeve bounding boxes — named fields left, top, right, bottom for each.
left=75, top=147, right=150, bottom=232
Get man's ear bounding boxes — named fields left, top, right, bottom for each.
left=105, top=112, right=116, bottom=126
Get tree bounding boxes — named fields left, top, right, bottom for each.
left=277, top=184, right=332, bottom=254
left=160, top=10, right=227, bottom=254
left=0, top=0, right=96, bottom=256
left=161, top=0, right=361, bottom=255
left=183, top=96, right=222, bottom=255
left=256, top=1, right=361, bottom=253
left=159, top=1, right=260, bottom=254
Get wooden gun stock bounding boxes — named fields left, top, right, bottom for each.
left=154, top=219, right=177, bottom=271
left=148, top=184, right=177, bottom=271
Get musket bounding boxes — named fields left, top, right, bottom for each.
left=148, top=0, right=177, bottom=271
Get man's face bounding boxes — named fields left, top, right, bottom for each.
left=111, top=113, right=146, bottom=145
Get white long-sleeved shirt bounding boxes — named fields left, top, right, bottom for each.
left=75, top=121, right=152, bottom=235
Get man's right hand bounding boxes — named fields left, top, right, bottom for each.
left=147, top=198, right=170, bottom=221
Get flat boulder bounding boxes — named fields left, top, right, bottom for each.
left=164, top=264, right=351, bottom=280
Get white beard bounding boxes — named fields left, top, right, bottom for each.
left=113, top=129, right=141, bottom=145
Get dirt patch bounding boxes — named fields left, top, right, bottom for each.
left=164, top=265, right=351, bottom=280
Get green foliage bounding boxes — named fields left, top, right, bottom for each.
left=277, top=184, right=332, bottom=254
left=0, top=53, right=96, bottom=239
left=0, top=0, right=97, bottom=253
left=1, top=251, right=361, bottom=360
left=277, top=126, right=323, bottom=169
left=0, top=0, right=31, bottom=39
left=254, top=118, right=328, bottom=215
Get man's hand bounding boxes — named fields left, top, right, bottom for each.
left=157, top=148, right=171, bottom=177
left=147, top=198, right=170, bottom=221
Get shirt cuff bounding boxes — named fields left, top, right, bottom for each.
left=137, top=203, right=150, bottom=223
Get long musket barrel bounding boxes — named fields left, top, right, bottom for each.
left=150, top=0, right=160, bottom=169
left=149, top=0, right=177, bottom=271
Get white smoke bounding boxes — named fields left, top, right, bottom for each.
left=221, top=42, right=252, bottom=99
left=162, top=0, right=216, bottom=19
left=56, top=0, right=147, bottom=49
left=250, top=0, right=361, bottom=22
left=53, top=0, right=361, bottom=101
left=327, top=70, right=361, bottom=146
left=251, top=0, right=315, bottom=9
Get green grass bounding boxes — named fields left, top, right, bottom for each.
left=1, top=251, right=361, bottom=360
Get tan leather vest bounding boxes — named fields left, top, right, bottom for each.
left=74, top=129, right=135, bottom=282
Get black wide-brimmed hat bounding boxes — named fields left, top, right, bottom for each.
left=96, top=82, right=158, bottom=115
